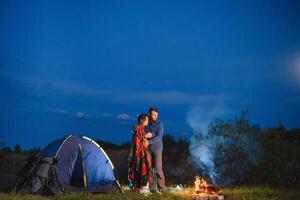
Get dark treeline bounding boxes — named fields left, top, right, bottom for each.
left=207, top=111, right=300, bottom=187
left=0, top=112, right=299, bottom=191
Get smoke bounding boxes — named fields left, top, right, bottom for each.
left=187, top=103, right=230, bottom=133
left=187, top=102, right=231, bottom=183
left=187, top=102, right=260, bottom=186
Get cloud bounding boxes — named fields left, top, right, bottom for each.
left=113, top=91, right=231, bottom=105
left=47, top=109, right=88, bottom=119
left=96, top=113, right=114, bottom=118
left=75, top=112, right=86, bottom=118
left=47, top=108, right=69, bottom=115
left=53, top=82, right=232, bottom=105
left=47, top=108, right=123, bottom=121
left=5, top=75, right=235, bottom=106
left=117, top=113, right=131, bottom=121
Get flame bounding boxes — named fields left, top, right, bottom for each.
left=194, top=176, right=208, bottom=193
left=194, top=176, right=201, bottom=192
left=194, top=176, right=218, bottom=196
left=193, top=176, right=224, bottom=199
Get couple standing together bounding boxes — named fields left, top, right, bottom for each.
left=127, top=107, right=166, bottom=194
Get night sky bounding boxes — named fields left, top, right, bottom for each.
left=1, top=0, right=300, bottom=149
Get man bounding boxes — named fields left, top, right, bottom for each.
left=145, top=107, right=166, bottom=192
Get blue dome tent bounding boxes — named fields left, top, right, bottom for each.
left=16, top=135, right=124, bottom=195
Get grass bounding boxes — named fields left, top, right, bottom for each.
left=0, top=187, right=299, bottom=200
left=222, top=187, right=300, bottom=200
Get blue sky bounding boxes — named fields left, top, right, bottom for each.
left=0, top=0, right=300, bottom=149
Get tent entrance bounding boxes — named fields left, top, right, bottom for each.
left=70, top=144, right=87, bottom=188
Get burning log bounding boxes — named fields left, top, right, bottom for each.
left=192, top=176, right=225, bottom=200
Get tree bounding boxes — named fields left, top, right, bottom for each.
left=256, top=125, right=300, bottom=187
left=14, top=144, right=22, bottom=153
left=208, top=110, right=261, bottom=186
left=0, top=136, right=4, bottom=149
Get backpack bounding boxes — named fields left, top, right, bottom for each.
left=15, top=155, right=64, bottom=195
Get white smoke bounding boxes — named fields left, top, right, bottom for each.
left=187, top=102, right=231, bottom=182
left=187, top=103, right=229, bottom=133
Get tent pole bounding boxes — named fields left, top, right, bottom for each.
left=115, top=179, right=125, bottom=194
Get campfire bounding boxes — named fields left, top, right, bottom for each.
left=193, top=176, right=225, bottom=200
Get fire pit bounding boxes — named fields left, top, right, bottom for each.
left=192, top=176, right=225, bottom=200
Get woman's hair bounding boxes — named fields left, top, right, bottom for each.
left=137, top=114, right=148, bottom=124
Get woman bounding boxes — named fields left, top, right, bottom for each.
left=127, top=114, right=153, bottom=194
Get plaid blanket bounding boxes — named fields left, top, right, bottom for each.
left=127, top=125, right=153, bottom=191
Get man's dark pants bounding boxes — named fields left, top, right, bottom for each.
left=150, top=148, right=165, bottom=191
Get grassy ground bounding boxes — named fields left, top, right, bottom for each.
left=0, top=187, right=299, bottom=200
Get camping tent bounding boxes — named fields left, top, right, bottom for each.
left=16, top=135, right=124, bottom=195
